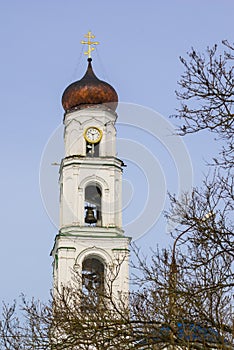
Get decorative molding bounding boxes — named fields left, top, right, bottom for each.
left=74, top=246, right=112, bottom=267
left=79, top=174, right=109, bottom=191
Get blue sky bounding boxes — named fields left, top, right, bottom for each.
left=0, top=0, right=233, bottom=302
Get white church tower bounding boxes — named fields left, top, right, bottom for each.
left=51, top=33, right=130, bottom=302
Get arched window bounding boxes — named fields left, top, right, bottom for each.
left=84, top=184, right=102, bottom=226
left=82, top=257, right=104, bottom=298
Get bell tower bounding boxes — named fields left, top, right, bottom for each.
left=51, top=33, right=130, bottom=302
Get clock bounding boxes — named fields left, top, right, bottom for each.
left=84, top=126, right=102, bottom=144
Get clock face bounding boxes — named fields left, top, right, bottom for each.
left=84, top=127, right=102, bottom=144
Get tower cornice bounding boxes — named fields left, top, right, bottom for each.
left=60, top=155, right=125, bottom=174
left=63, top=104, right=118, bottom=124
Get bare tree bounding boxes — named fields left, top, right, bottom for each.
left=174, top=40, right=234, bottom=167
left=131, top=243, right=233, bottom=349
left=1, top=244, right=232, bottom=349
left=170, top=39, right=234, bottom=275
left=167, top=40, right=234, bottom=347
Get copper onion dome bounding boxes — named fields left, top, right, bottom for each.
left=62, top=58, right=118, bottom=112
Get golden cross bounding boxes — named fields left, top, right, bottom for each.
left=81, top=31, right=99, bottom=58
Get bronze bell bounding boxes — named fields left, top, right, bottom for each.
left=85, top=206, right=97, bottom=224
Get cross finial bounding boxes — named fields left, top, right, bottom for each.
left=81, top=31, right=99, bottom=59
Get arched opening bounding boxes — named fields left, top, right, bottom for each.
left=82, top=257, right=104, bottom=295
left=86, top=141, right=100, bottom=157
left=81, top=257, right=105, bottom=310
left=84, top=184, right=102, bottom=226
